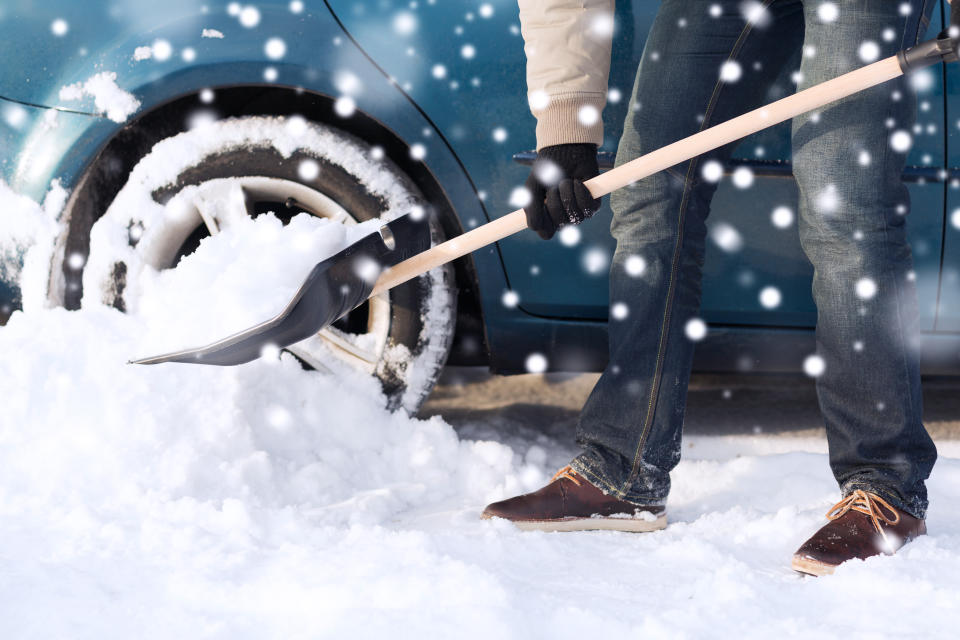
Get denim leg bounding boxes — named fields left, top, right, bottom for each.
left=792, top=0, right=937, bottom=519
left=572, top=0, right=805, bottom=504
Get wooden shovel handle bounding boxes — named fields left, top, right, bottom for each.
left=370, top=55, right=903, bottom=298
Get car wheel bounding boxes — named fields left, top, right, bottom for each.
left=64, top=115, right=456, bottom=413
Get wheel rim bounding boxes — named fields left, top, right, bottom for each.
left=141, top=175, right=392, bottom=375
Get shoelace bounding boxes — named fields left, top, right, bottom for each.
left=550, top=465, right=582, bottom=486
left=826, top=489, right=900, bottom=549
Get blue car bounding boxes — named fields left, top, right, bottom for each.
left=2, top=0, right=959, bottom=410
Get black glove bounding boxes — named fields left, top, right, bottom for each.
left=523, top=143, right=601, bottom=240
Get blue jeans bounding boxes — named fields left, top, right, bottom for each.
left=571, top=0, right=938, bottom=519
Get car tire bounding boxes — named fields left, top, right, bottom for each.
left=62, top=116, right=456, bottom=413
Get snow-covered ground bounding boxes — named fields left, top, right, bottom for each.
left=2, top=180, right=960, bottom=639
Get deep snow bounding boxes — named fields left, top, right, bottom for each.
left=2, top=180, right=960, bottom=639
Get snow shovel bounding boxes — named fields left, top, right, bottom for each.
left=131, top=24, right=960, bottom=367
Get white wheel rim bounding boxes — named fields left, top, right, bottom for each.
left=144, top=176, right=392, bottom=375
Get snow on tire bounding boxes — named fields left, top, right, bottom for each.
left=74, top=116, right=456, bottom=413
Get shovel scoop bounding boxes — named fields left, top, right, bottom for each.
left=130, top=212, right=431, bottom=366
left=132, top=22, right=960, bottom=367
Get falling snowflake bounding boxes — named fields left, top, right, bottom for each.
left=578, top=105, right=599, bottom=126
left=719, top=60, right=742, bottom=82
left=910, top=69, right=934, bottom=92
left=265, top=38, right=287, bottom=60
left=611, top=302, right=629, bottom=320
left=461, top=44, right=476, bottom=59
left=701, top=159, right=724, bottom=183
left=883, top=27, right=896, bottom=42
left=67, top=252, right=86, bottom=270
left=624, top=254, right=646, bottom=277
left=182, top=48, right=197, bottom=62
left=582, top=248, right=609, bottom=275
left=803, top=354, right=826, bottom=377
left=502, top=290, right=520, bottom=308
left=298, top=159, right=320, bottom=181
left=289, top=1, right=304, bottom=14
left=199, top=88, right=215, bottom=103
left=951, top=208, right=960, bottom=230
left=263, top=67, right=278, bottom=81
left=817, top=2, right=839, bottom=23
left=814, top=184, right=840, bottom=213
left=711, top=222, right=744, bottom=252
left=152, top=39, right=173, bottom=61
left=334, top=96, right=356, bottom=117
left=741, top=1, right=771, bottom=27
left=525, top=353, right=548, bottom=374
left=858, top=150, right=872, bottom=166
left=432, top=65, right=447, bottom=79
left=856, top=277, right=878, bottom=299
left=804, top=45, right=817, bottom=58
left=394, top=11, right=417, bottom=35
left=479, top=4, right=494, bottom=19
left=2, top=104, right=27, bottom=129
left=858, top=41, right=880, bottom=63
left=890, top=130, right=912, bottom=152
left=492, top=127, right=508, bottom=143
left=899, top=2, right=912, bottom=16
left=334, top=71, right=361, bottom=95
left=759, top=286, right=781, bottom=309
left=534, top=159, right=561, bottom=185
left=51, top=19, right=69, bottom=36
left=559, top=226, right=581, bottom=247
left=709, top=4, right=722, bottom=18
left=529, top=90, right=550, bottom=110
left=731, top=166, right=754, bottom=189
left=771, top=206, right=794, bottom=228
left=228, top=3, right=241, bottom=16
left=240, top=6, right=261, bottom=28
left=591, top=13, right=615, bottom=38
left=285, top=116, right=308, bottom=136
left=509, top=186, right=532, bottom=208
left=853, top=340, right=864, bottom=352
left=685, top=318, right=708, bottom=342
left=608, top=88, right=622, bottom=104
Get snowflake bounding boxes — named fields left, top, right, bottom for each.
left=910, top=69, right=934, bottom=92
left=858, top=41, right=880, bottom=63
left=534, top=159, right=561, bottom=185
left=591, top=13, right=614, bottom=38
left=883, top=27, right=896, bottom=42
left=492, top=127, right=508, bottom=143
left=858, top=150, right=871, bottom=166
left=701, top=159, right=724, bottom=183
left=182, top=48, right=197, bottom=63
left=804, top=45, right=817, bottom=58
left=771, top=206, right=794, bottom=228
left=611, top=302, right=629, bottom=320
left=479, top=4, right=494, bottom=19
left=525, top=353, right=548, bottom=374
left=685, top=318, right=708, bottom=342
left=334, top=96, right=356, bottom=117
left=711, top=222, right=744, bottom=252
left=817, top=2, right=839, bottom=23
left=263, top=67, right=278, bottom=81
left=199, top=88, right=215, bottom=103
left=265, top=38, right=287, bottom=60
left=461, top=44, right=476, bottom=59
left=410, top=143, right=427, bottom=160
left=394, top=11, right=417, bottom=35
left=855, top=277, right=877, bottom=300
left=334, top=71, right=362, bottom=95
left=528, top=90, right=550, bottom=110
left=951, top=208, right=960, bottom=230
left=754, top=286, right=780, bottom=310
left=502, top=290, right=520, bottom=308
left=803, top=354, right=826, bottom=377
left=608, top=88, right=622, bottom=104
left=582, top=248, right=609, bottom=275
left=51, top=19, right=69, bottom=36
left=432, top=64, right=447, bottom=79
left=153, top=39, right=173, bottom=61
left=719, top=60, right=742, bottom=82
left=814, top=184, right=840, bottom=213
left=741, top=1, right=771, bottom=27
left=624, top=254, right=646, bottom=277
left=67, top=252, right=86, bottom=270
left=290, top=1, right=304, bottom=14
left=559, top=226, right=581, bottom=246
left=578, top=105, right=599, bottom=126
left=240, top=6, right=261, bottom=28
left=731, top=166, right=754, bottom=189
left=298, top=159, right=320, bottom=181
left=899, top=2, right=912, bottom=16
left=509, top=186, right=531, bottom=208
left=889, top=130, right=912, bottom=152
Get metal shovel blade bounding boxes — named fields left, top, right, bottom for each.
left=130, top=212, right=431, bottom=366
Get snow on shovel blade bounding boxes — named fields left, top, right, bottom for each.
left=130, top=212, right=431, bottom=366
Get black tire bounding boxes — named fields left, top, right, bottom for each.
left=64, top=116, right=456, bottom=412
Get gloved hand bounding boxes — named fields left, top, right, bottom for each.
left=523, top=143, right=602, bottom=240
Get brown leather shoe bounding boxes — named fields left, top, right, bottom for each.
left=791, top=489, right=926, bottom=576
left=481, top=466, right=667, bottom=532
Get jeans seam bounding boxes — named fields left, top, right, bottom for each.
left=624, top=1, right=774, bottom=489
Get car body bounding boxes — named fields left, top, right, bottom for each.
left=2, top=0, right=959, bottom=380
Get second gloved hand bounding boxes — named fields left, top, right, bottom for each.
left=523, top=143, right=602, bottom=240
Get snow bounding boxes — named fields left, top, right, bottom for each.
left=58, top=72, right=141, bottom=123
left=202, top=28, right=225, bottom=39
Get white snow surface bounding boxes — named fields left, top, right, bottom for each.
left=58, top=72, right=141, bottom=123
left=3, top=183, right=960, bottom=637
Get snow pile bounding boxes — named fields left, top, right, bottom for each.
left=58, top=72, right=141, bottom=122
left=2, top=178, right=960, bottom=637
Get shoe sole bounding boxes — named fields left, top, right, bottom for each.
left=790, top=555, right=837, bottom=577
left=483, top=513, right=668, bottom=533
